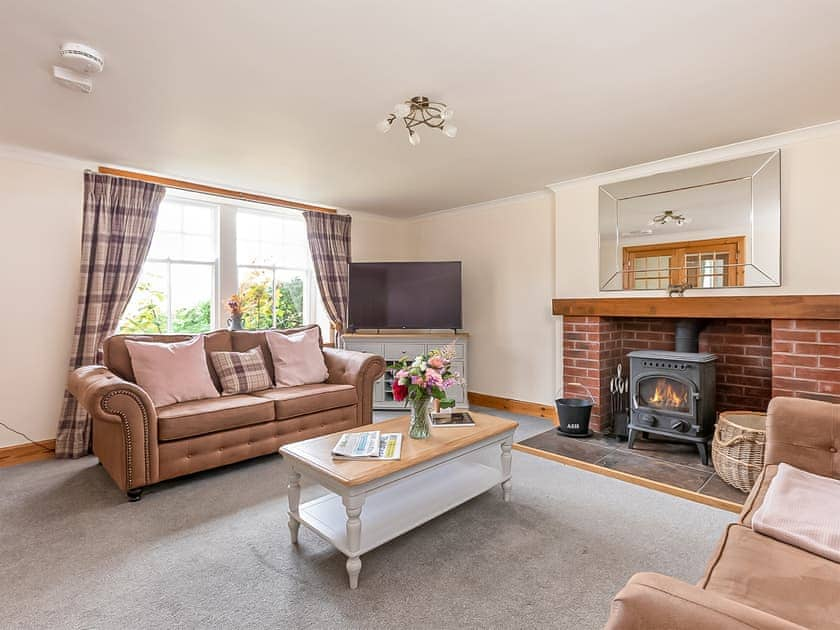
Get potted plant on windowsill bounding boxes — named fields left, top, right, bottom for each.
left=227, top=294, right=243, bottom=330
left=392, top=346, right=462, bottom=439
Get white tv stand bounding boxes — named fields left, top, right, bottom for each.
left=342, top=332, right=469, bottom=410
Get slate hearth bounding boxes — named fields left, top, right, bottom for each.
left=518, top=429, right=748, bottom=506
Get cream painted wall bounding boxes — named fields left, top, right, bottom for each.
left=348, top=212, right=414, bottom=262
left=407, top=193, right=557, bottom=405
left=553, top=126, right=840, bottom=299
left=0, top=155, right=84, bottom=448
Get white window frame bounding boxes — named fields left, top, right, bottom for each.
left=128, top=196, right=220, bottom=333
left=233, top=206, right=319, bottom=329
left=123, top=191, right=325, bottom=336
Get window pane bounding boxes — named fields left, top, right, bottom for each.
left=238, top=268, right=274, bottom=330
left=155, top=202, right=182, bottom=232
left=236, top=210, right=309, bottom=268
left=182, top=235, right=215, bottom=261
left=182, top=204, right=215, bottom=235
left=171, top=263, right=214, bottom=332
left=275, top=270, right=304, bottom=329
left=119, top=262, right=169, bottom=333
left=237, top=238, right=262, bottom=266
left=148, top=198, right=218, bottom=262
left=148, top=231, right=181, bottom=260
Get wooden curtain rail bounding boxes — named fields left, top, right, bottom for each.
left=97, top=167, right=337, bottom=214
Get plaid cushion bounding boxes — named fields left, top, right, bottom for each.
left=210, top=346, right=273, bottom=395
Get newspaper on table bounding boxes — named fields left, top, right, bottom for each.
left=331, top=431, right=402, bottom=460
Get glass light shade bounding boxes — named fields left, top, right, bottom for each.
left=442, top=108, right=454, bottom=120
left=376, top=119, right=392, bottom=133
left=442, top=124, right=458, bottom=138
left=408, top=130, right=421, bottom=146
left=393, top=102, right=411, bottom=118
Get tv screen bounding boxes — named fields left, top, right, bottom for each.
left=348, top=262, right=462, bottom=330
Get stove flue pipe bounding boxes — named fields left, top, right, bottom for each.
left=674, top=318, right=706, bottom=353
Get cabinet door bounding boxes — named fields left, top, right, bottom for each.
left=373, top=379, right=386, bottom=404
left=345, top=341, right=384, bottom=356
left=383, top=343, right=427, bottom=361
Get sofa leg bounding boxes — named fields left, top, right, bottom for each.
left=127, top=488, right=143, bottom=502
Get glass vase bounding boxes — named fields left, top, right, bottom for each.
left=409, top=395, right=432, bottom=439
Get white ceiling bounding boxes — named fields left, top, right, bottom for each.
left=2, top=1, right=840, bottom=217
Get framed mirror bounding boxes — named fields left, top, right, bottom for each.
left=599, top=151, right=781, bottom=291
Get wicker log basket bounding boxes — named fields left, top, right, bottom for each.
left=711, top=411, right=767, bottom=492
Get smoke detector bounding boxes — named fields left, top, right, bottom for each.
left=52, top=66, right=93, bottom=93
left=58, top=42, right=104, bottom=73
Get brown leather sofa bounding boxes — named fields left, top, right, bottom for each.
left=68, top=326, right=385, bottom=501
left=605, top=396, right=840, bottom=629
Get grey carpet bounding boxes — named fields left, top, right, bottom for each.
left=1, top=409, right=734, bottom=629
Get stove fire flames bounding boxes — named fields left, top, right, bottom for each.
left=645, top=378, right=690, bottom=410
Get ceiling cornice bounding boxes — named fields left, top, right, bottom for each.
left=407, top=189, right=554, bottom=223
left=547, top=119, right=840, bottom=191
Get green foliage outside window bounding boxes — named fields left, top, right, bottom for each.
left=120, top=274, right=305, bottom=334
left=238, top=270, right=304, bottom=330
left=120, top=281, right=213, bottom=334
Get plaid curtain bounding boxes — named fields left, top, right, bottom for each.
left=56, top=172, right=165, bottom=458
left=303, top=211, right=352, bottom=339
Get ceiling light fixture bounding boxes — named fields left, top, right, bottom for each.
left=649, top=210, right=692, bottom=226
left=377, top=96, right=457, bottom=146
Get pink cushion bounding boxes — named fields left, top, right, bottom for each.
left=124, top=336, right=220, bottom=407
left=265, top=327, right=329, bottom=387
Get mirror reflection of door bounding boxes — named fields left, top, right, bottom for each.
left=622, top=236, right=745, bottom=289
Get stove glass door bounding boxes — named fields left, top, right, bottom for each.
left=637, top=376, right=692, bottom=414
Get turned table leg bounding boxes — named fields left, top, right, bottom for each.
left=501, top=439, right=513, bottom=502
left=343, top=493, right=365, bottom=589
left=287, top=469, right=301, bottom=544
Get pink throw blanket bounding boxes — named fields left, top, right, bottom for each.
left=752, top=463, right=840, bottom=563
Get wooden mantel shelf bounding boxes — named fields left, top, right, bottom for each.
left=552, top=295, right=840, bottom=320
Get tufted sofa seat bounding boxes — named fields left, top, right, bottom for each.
left=606, top=396, right=840, bottom=630
left=67, top=326, right=385, bottom=500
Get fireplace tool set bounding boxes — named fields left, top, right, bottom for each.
left=608, top=363, right=630, bottom=439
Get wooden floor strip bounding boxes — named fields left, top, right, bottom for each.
left=512, top=442, right=742, bottom=514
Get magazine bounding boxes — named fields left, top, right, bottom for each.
left=331, top=431, right=380, bottom=459
left=430, top=411, right=475, bottom=427
left=331, top=432, right=402, bottom=461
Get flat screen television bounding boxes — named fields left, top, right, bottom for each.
left=348, top=261, right=462, bottom=330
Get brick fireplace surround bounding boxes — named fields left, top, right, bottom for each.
left=562, top=314, right=840, bottom=433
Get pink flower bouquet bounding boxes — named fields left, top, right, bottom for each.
left=392, top=344, right=462, bottom=409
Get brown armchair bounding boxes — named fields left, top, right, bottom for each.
left=606, top=397, right=840, bottom=630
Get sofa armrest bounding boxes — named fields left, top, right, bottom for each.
left=322, top=348, right=386, bottom=427
left=765, top=396, right=840, bottom=478
left=68, top=366, right=159, bottom=491
left=605, top=572, right=806, bottom=630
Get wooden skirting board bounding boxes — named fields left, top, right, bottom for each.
left=0, top=440, right=56, bottom=468
left=467, top=391, right=558, bottom=424
left=513, top=443, right=742, bottom=513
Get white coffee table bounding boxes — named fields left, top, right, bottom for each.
left=279, top=412, right=518, bottom=588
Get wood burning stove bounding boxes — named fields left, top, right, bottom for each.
left=628, top=350, right=717, bottom=464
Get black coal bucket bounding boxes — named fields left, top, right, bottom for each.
left=555, top=398, right=593, bottom=438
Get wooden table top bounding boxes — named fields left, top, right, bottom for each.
left=280, top=411, right=518, bottom=487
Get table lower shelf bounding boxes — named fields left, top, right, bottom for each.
left=294, top=459, right=504, bottom=557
